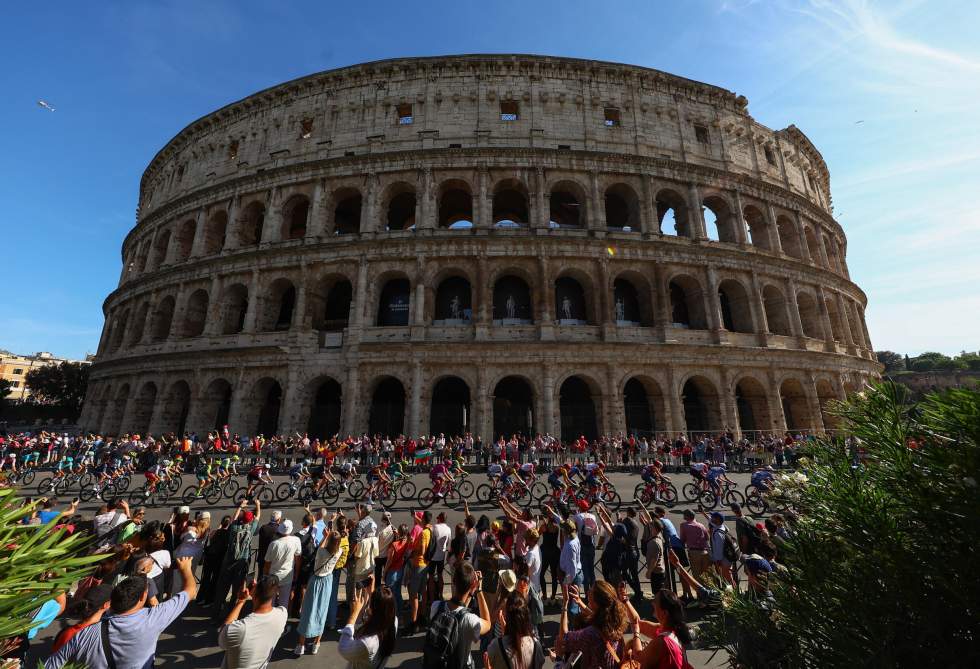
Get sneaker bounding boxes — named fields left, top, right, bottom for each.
left=310, top=643, right=320, bottom=655
left=293, top=644, right=305, bottom=657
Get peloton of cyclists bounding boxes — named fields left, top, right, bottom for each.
left=245, top=461, right=274, bottom=497
left=706, top=462, right=734, bottom=502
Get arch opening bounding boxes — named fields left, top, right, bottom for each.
left=240, top=202, right=266, bottom=246
left=220, top=284, right=249, bottom=335
left=176, top=219, right=196, bottom=261
left=430, top=377, right=471, bottom=437
left=254, top=378, right=283, bottom=436
left=797, top=292, right=823, bottom=339
left=560, top=376, right=598, bottom=442
left=314, top=279, right=353, bottom=331
left=334, top=191, right=362, bottom=235
left=376, top=278, right=410, bottom=327
left=780, top=379, right=812, bottom=433
left=549, top=183, right=583, bottom=228
left=656, top=189, right=690, bottom=237
left=605, top=184, right=639, bottom=232
left=261, top=279, right=296, bottom=332
left=613, top=278, right=642, bottom=325
left=368, top=377, right=405, bottom=437
left=492, top=181, right=529, bottom=228
left=743, top=205, right=770, bottom=251
left=735, top=378, right=771, bottom=436
left=493, top=275, right=533, bottom=323
left=682, top=377, right=719, bottom=434
left=777, top=216, right=802, bottom=259
left=386, top=189, right=416, bottom=231
left=150, top=296, right=176, bottom=342
left=181, top=289, right=209, bottom=338
left=554, top=276, right=589, bottom=324
left=493, top=376, right=534, bottom=439
left=203, top=379, right=233, bottom=431
left=763, top=285, right=792, bottom=336
left=283, top=196, right=309, bottom=240
left=204, top=210, right=227, bottom=254
left=308, top=378, right=342, bottom=440
left=160, top=381, right=191, bottom=436
left=717, top=279, right=754, bottom=333
left=668, top=276, right=707, bottom=329
left=702, top=196, right=736, bottom=243
left=434, top=276, right=472, bottom=323
left=624, top=377, right=658, bottom=438
left=439, top=181, right=473, bottom=229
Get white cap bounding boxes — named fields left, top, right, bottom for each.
left=278, top=519, right=293, bottom=535
left=177, top=506, right=190, bottom=515
left=271, top=510, right=283, bottom=521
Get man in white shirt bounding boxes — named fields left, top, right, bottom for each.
left=429, top=561, right=492, bottom=669
left=219, top=575, right=287, bottom=669
left=375, top=511, right=395, bottom=584
left=264, top=519, right=301, bottom=608
left=429, top=511, right=453, bottom=601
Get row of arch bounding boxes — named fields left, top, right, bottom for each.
left=101, top=263, right=870, bottom=355
left=86, top=369, right=860, bottom=442
left=125, top=174, right=848, bottom=280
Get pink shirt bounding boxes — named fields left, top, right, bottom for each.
left=679, top=520, right=709, bottom=551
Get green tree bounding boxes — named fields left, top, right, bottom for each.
left=0, top=379, right=11, bottom=408
left=874, top=350, right=905, bottom=372
left=24, top=362, right=90, bottom=412
left=954, top=350, right=980, bottom=371
left=703, top=383, right=980, bottom=668
left=0, top=488, right=106, bottom=643
left=908, top=351, right=961, bottom=372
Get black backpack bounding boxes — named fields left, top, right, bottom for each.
left=423, top=527, right=438, bottom=563
left=719, top=528, right=740, bottom=563
left=299, top=529, right=318, bottom=571
left=422, top=601, right=467, bottom=669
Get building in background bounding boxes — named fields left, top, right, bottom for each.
left=0, top=350, right=94, bottom=402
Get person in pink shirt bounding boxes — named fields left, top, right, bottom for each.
left=678, top=509, right=711, bottom=581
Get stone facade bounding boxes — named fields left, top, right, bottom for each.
left=79, top=54, right=879, bottom=441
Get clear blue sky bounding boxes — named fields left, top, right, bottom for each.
left=2, top=0, right=977, bottom=359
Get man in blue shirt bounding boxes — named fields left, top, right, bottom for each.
left=38, top=498, right=77, bottom=525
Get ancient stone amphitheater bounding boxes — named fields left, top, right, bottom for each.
left=80, top=54, right=880, bottom=441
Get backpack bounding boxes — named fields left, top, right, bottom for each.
left=580, top=514, right=599, bottom=537
left=229, top=523, right=252, bottom=561
left=299, top=529, right=318, bottom=571
left=423, top=528, right=438, bottom=563
left=719, top=527, right=740, bottom=563
left=422, top=601, right=467, bottom=669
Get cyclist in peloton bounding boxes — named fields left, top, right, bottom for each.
left=706, top=462, right=733, bottom=503
left=640, top=460, right=668, bottom=500
left=194, top=458, right=213, bottom=497
left=690, top=460, right=709, bottom=489
left=750, top=465, right=776, bottom=493
left=288, top=458, right=311, bottom=489
left=364, top=459, right=392, bottom=501
left=429, top=458, right=455, bottom=498
left=337, top=460, right=357, bottom=489
left=245, top=461, right=274, bottom=498
left=143, top=459, right=167, bottom=496
left=584, top=462, right=610, bottom=499
left=517, top=460, right=536, bottom=485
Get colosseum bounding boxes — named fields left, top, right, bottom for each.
left=79, top=54, right=880, bottom=442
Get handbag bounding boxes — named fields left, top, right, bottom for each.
left=605, top=639, right=641, bottom=669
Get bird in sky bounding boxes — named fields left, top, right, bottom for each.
left=37, top=100, right=56, bottom=112
left=854, top=120, right=864, bottom=124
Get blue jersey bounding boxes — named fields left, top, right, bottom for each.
left=751, top=471, right=774, bottom=487
left=707, top=466, right=726, bottom=482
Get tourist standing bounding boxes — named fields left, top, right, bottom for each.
left=264, top=519, right=302, bottom=608
left=218, top=576, right=288, bottom=669
left=295, top=529, right=343, bottom=656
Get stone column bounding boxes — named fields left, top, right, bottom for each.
left=589, top=171, right=605, bottom=231
left=653, top=264, right=673, bottom=342
left=597, top=258, right=612, bottom=325
left=227, top=367, right=249, bottom=434
left=242, top=270, right=261, bottom=333
left=420, top=168, right=435, bottom=231
left=307, top=178, right=326, bottom=239
left=785, top=278, right=805, bottom=341
left=731, top=190, right=748, bottom=244
left=606, top=365, right=625, bottom=437
left=189, top=207, right=207, bottom=258
left=162, top=225, right=179, bottom=266
left=859, top=307, right=873, bottom=352
left=835, top=291, right=856, bottom=353
left=815, top=226, right=831, bottom=269
left=363, top=173, right=379, bottom=236
left=847, top=300, right=867, bottom=350
left=412, top=256, right=426, bottom=327
left=476, top=365, right=490, bottom=443
left=354, top=259, right=369, bottom=328
left=719, top=368, right=738, bottom=435
left=204, top=275, right=223, bottom=336
left=667, top=366, right=685, bottom=435
left=542, top=364, right=555, bottom=437
left=475, top=255, right=490, bottom=339
left=539, top=254, right=553, bottom=323
left=688, top=183, right=706, bottom=239
left=279, top=365, right=303, bottom=434
left=704, top=265, right=724, bottom=344
left=641, top=177, right=655, bottom=236
left=139, top=290, right=160, bottom=344
left=293, top=264, right=310, bottom=330
left=342, top=364, right=360, bottom=436
left=816, top=286, right=837, bottom=352
left=805, top=376, right=825, bottom=433
left=476, top=167, right=489, bottom=230
left=533, top=167, right=547, bottom=230
left=750, top=271, right=770, bottom=347
left=264, top=188, right=283, bottom=244
left=765, top=203, right=783, bottom=255
left=223, top=195, right=241, bottom=251
left=409, top=361, right=423, bottom=436
left=767, top=371, right=787, bottom=434
left=793, top=210, right=811, bottom=263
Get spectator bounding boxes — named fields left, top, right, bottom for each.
left=213, top=500, right=261, bottom=621
left=708, top=512, right=737, bottom=589
left=218, top=576, right=287, bottom=669
left=382, top=524, right=410, bottom=623
left=486, top=591, right=545, bottom=669
left=293, top=511, right=317, bottom=616
left=627, top=589, right=693, bottom=668
left=557, top=581, right=628, bottom=669
left=257, top=510, right=283, bottom=572
left=51, top=584, right=113, bottom=653
left=422, top=561, right=491, bottom=669
left=402, top=511, right=431, bottom=636
left=296, top=528, right=343, bottom=656
left=46, top=556, right=197, bottom=669
left=375, top=511, right=394, bottom=585
left=200, top=515, right=232, bottom=605
left=338, top=579, right=397, bottom=669
left=558, top=519, right=583, bottom=616
left=571, top=503, right=599, bottom=592
left=678, top=510, right=711, bottom=582
left=429, top=511, right=452, bottom=600
left=264, top=519, right=301, bottom=608
left=324, top=516, right=351, bottom=633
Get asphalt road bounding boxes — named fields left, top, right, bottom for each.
left=24, top=468, right=746, bottom=668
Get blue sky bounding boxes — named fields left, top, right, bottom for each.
left=1, top=0, right=977, bottom=359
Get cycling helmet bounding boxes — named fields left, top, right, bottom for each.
left=443, top=459, right=452, bottom=467
left=232, top=455, right=241, bottom=462
left=766, top=465, right=774, bottom=471
left=718, top=463, right=728, bottom=470
left=597, top=462, right=606, bottom=470
left=575, top=499, right=591, bottom=512
left=161, top=459, right=172, bottom=466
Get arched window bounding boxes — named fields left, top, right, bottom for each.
left=181, top=289, right=209, bottom=338
left=254, top=378, right=283, bottom=436
left=318, top=280, right=353, bottom=331
left=656, top=189, right=691, bottom=237
left=128, top=302, right=150, bottom=346
left=150, top=296, right=176, bottom=342
left=613, top=278, right=642, bottom=325
left=493, top=275, right=533, bottom=323
left=560, top=376, right=598, bottom=442
left=779, top=379, right=812, bottom=432
left=204, top=378, right=233, bottom=430
left=624, top=377, right=661, bottom=437
left=283, top=196, right=309, bottom=240
left=439, top=180, right=473, bottom=229
left=762, top=285, right=792, bottom=336
left=376, top=278, right=411, bottom=326
left=260, top=279, right=296, bottom=332
left=368, top=377, right=405, bottom=436
left=204, top=211, right=228, bottom=254
left=109, top=309, right=130, bottom=352
left=493, top=376, right=534, bottom=439
left=805, top=227, right=821, bottom=266
left=386, top=186, right=416, bottom=231
left=240, top=202, right=266, bottom=246
left=434, top=276, right=472, bottom=323
left=554, top=277, right=589, bottom=324
left=682, top=376, right=719, bottom=434
left=308, top=378, right=342, bottom=440
left=777, top=215, right=802, bottom=259
left=549, top=182, right=584, bottom=228
left=334, top=190, right=362, bottom=235
left=160, top=381, right=191, bottom=436
left=702, top=196, right=737, bottom=243
left=176, top=219, right=196, bottom=260
left=129, top=382, right=157, bottom=436
left=668, top=276, right=707, bottom=329
left=430, top=377, right=471, bottom=437
left=493, top=180, right=529, bottom=228
left=825, top=297, right=845, bottom=343
left=743, top=205, right=770, bottom=250
left=151, top=229, right=171, bottom=269
left=735, top=378, right=771, bottom=436
left=797, top=292, right=823, bottom=339
left=605, top=184, right=639, bottom=231
left=220, top=284, right=249, bottom=335
left=717, top=279, right=754, bottom=333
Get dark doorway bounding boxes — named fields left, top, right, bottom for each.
left=493, top=376, right=534, bottom=439
left=624, top=378, right=654, bottom=437
left=377, top=279, right=410, bottom=326
left=256, top=381, right=283, bottom=436
left=308, top=379, right=342, bottom=440
left=560, top=377, right=598, bottom=442
left=368, top=377, right=405, bottom=436
left=430, top=377, right=470, bottom=437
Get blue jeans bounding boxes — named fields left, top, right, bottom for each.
left=326, top=568, right=343, bottom=628
left=581, top=540, right=596, bottom=592
left=385, top=568, right=403, bottom=614
left=566, top=571, right=584, bottom=617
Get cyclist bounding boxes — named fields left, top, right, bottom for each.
left=337, top=460, right=357, bottom=489
left=689, top=460, right=710, bottom=491
left=194, top=458, right=213, bottom=497
left=429, top=459, right=454, bottom=498
left=706, top=462, right=733, bottom=502
left=245, top=461, right=273, bottom=497
left=387, top=458, right=408, bottom=482
left=56, top=454, right=75, bottom=480
left=364, top=459, right=392, bottom=501
left=517, top=460, right=536, bottom=485
left=584, top=461, right=610, bottom=497
left=749, top=465, right=776, bottom=493
left=487, top=460, right=504, bottom=481
left=144, top=460, right=166, bottom=496
left=288, top=458, right=311, bottom=486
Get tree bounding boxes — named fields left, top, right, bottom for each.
left=954, top=350, right=980, bottom=371
left=24, top=362, right=90, bottom=412
left=908, top=351, right=962, bottom=372
left=875, top=350, right=905, bottom=372
left=702, top=383, right=980, bottom=668
left=0, top=379, right=11, bottom=408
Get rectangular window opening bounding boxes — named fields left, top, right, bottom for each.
left=557, top=144, right=571, bottom=150
left=344, top=151, right=356, bottom=157
left=604, top=108, right=621, bottom=127
left=500, top=100, right=519, bottom=122
left=694, top=125, right=709, bottom=144
left=448, top=143, right=462, bottom=149
left=300, top=118, right=314, bottom=139
left=396, top=104, right=413, bottom=125
left=228, top=140, right=239, bottom=160
left=764, top=145, right=776, bottom=167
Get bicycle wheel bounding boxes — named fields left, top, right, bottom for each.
left=257, top=486, right=275, bottom=505
left=129, top=487, right=149, bottom=506
left=79, top=485, right=98, bottom=503
left=530, top=481, right=549, bottom=501
left=101, top=482, right=120, bottom=504
left=36, top=477, right=56, bottom=496
left=443, top=486, right=461, bottom=506
left=79, top=473, right=94, bottom=489
left=223, top=479, right=241, bottom=500
left=457, top=479, right=474, bottom=499
left=698, top=488, right=717, bottom=510
left=167, top=476, right=183, bottom=494
left=205, top=485, right=223, bottom=506
left=417, top=487, right=437, bottom=509
left=115, top=475, right=131, bottom=492
left=397, top=480, right=416, bottom=500
left=181, top=486, right=199, bottom=505
left=601, top=490, right=621, bottom=511
left=745, top=490, right=767, bottom=516
left=348, top=480, right=365, bottom=500
left=22, top=470, right=36, bottom=486
left=276, top=482, right=295, bottom=502
left=682, top=482, right=701, bottom=502
left=661, top=483, right=678, bottom=507
left=377, top=487, right=397, bottom=509
left=475, top=484, right=493, bottom=504
left=724, top=489, right=746, bottom=507
left=320, top=483, right=340, bottom=505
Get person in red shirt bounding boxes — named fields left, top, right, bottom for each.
left=50, top=584, right=113, bottom=653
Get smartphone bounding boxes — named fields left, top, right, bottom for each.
left=568, top=651, right=583, bottom=667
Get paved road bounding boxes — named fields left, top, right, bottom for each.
left=25, top=468, right=745, bottom=668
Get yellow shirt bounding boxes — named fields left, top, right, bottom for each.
left=411, top=527, right=431, bottom=568
left=334, top=536, right=350, bottom=569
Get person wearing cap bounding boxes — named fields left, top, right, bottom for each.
left=708, top=512, right=737, bottom=590
left=213, top=499, right=261, bottom=622
left=257, top=510, right=283, bottom=575
left=264, top=518, right=302, bottom=608
left=429, top=511, right=452, bottom=601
